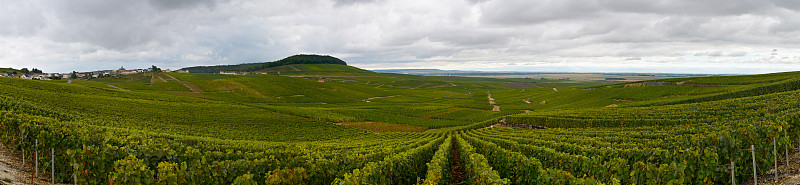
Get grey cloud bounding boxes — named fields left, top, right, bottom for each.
left=332, top=0, right=381, bottom=6
left=695, top=51, right=724, bottom=57
left=625, top=57, right=642, bottom=60
left=480, top=0, right=602, bottom=25
left=0, top=1, right=47, bottom=36
left=1, top=0, right=800, bottom=74
left=598, top=0, right=765, bottom=16
left=727, top=51, right=747, bottom=57
left=147, top=0, right=218, bottom=10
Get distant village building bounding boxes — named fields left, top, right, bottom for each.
left=120, top=70, right=137, bottom=75
left=0, top=66, right=172, bottom=81
left=31, top=73, right=50, bottom=80
left=219, top=71, right=240, bottom=75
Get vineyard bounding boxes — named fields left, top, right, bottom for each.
left=0, top=67, right=798, bottom=184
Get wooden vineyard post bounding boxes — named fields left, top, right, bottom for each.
left=35, top=138, right=38, bottom=177
left=73, top=162, right=77, bottom=185
left=22, top=133, right=25, bottom=167
left=773, top=136, right=777, bottom=182
left=786, top=131, right=790, bottom=173
left=752, top=145, right=757, bottom=185
left=51, top=148, right=54, bottom=185
left=730, top=161, right=735, bottom=185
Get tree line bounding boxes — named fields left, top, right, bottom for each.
left=181, top=54, right=347, bottom=73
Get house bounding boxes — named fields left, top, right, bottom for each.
left=174, top=70, right=189, bottom=73
left=31, top=73, right=50, bottom=80
left=120, top=70, right=137, bottom=75
left=14, top=74, right=31, bottom=79
left=219, top=71, right=240, bottom=75
left=0, top=73, right=7, bottom=77
left=92, top=71, right=106, bottom=78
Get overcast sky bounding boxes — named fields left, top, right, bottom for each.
left=1, top=0, right=799, bottom=74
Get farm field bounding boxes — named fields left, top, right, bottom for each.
left=0, top=65, right=798, bottom=184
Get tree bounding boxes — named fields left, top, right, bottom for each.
left=71, top=71, right=78, bottom=79
left=21, top=68, right=29, bottom=74
left=151, top=65, right=161, bottom=72
left=31, top=68, right=43, bottom=73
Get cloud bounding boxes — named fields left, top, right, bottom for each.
left=331, top=0, right=381, bottom=6
left=695, top=51, right=724, bottom=57
left=0, top=0, right=799, bottom=74
left=624, top=57, right=642, bottom=60
left=727, top=51, right=748, bottom=57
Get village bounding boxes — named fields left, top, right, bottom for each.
left=0, top=66, right=188, bottom=80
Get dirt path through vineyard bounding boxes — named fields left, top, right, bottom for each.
left=106, top=84, right=129, bottom=91
left=449, top=138, right=466, bottom=185
left=0, top=144, right=51, bottom=185
left=161, top=73, right=204, bottom=92
left=488, top=93, right=500, bottom=111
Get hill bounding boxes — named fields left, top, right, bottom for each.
left=0, top=69, right=798, bottom=184
left=257, top=64, right=377, bottom=76
left=181, top=54, right=347, bottom=73
left=0, top=67, right=22, bottom=74
left=0, top=67, right=42, bottom=74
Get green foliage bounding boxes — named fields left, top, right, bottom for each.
left=0, top=66, right=798, bottom=185
left=0, top=67, right=24, bottom=74
left=265, top=167, right=308, bottom=185
left=334, top=136, right=445, bottom=184
left=156, top=161, right=183, bottom=185
left=419, top=136, right=452, bottom=185
left=109, top=155, right=155, bottom=185
left=232, top=174, right=258, bottom=185
left=462, top=133, right=541, bottom=184
left=454, top=135, right=509, bottom=185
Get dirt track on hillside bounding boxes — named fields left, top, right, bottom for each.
left=161, top=73, right=204, bottom=92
